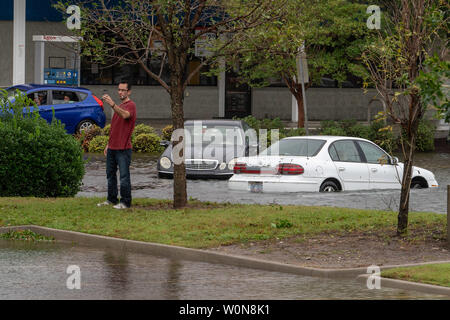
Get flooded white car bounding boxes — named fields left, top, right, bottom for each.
left=228, top=136, right=439, bottom=193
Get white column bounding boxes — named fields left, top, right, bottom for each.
left=34, top=41, right=44, bottom=84
left=13, top=0, right=26, bottom=85
left=218, top=57, right=226, bottom=118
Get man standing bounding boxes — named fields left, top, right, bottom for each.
left=97, top=81, right=137, bottom=209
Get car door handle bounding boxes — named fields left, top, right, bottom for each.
left=371, top=168, right=378, bottom=172
left=338, top=167, right=345, bottom=171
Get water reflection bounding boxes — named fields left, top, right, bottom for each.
left=102, top=251, right=130, bottom=298
left=0, top=240, right=447, bottom=300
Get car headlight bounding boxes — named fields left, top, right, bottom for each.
left=228, top=158, right=237, bottom=170
left=159, top=157, right=172, bottom=169
left=219, top=162, right=227, bottom=170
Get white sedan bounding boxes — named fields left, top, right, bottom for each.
left=228, top=136, right=439, bottom=193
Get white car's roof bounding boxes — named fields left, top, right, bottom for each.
left=283, top=135, right=370, bottom=143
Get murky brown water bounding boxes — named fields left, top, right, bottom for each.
left=0, top=240, right=447, bottom=300
left=78, top=151, right=450, bottom=214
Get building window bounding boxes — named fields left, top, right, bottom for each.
left=80, top=57, right=217, bottom=86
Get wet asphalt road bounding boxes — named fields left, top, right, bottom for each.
left=77, top=152, right=450, bottom=214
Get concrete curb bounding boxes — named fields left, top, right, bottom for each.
left=1, top=225, right=450, bottom=296
left=358, top=274, right=450, bottom=296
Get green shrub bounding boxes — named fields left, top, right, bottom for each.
left=0, top=90, right=85, bottom=197
left=88, top=135, right=109, bottom=153
left=370, top=120, right=397, bottom=154
left=161, top=124, right=174, bottom=141
left=321, top=126, right=347, bottom=136
left=132, top=133, right=164, bottom=154
left=320, top=120, right=339, bottom=130
left=102, top=123, right=111, bottom=136
left=346, top=124, right=372, bottom=140
left=132, top=123, right=156, bottom=138
left=415, top=121, right=435, bottom=152
left=236, top=115, right=289, bottom=147
left=281, top=127, right=306, bottom=138
left=74, top=125, right=103, bottom=152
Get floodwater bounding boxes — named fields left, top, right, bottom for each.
left=0, top=240, right=447, bottom=300
left=78, top=151, right=450, bottom=214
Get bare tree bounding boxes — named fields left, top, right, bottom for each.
left=363, top=0, right=449, bottom=235
left=57, top=0, right=284, bottom=208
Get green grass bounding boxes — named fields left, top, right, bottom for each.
left=382, top=264, right=450, bottom=288
left=0, top=197, right=446, bottom=249
left=0, top=229, right=55, bottom=242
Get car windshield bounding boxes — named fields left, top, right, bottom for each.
left=184, top=125, right=244, bottom=146
left=5, top=88, right=25, bottom=102
left=261, top=138, right=326, bottom=156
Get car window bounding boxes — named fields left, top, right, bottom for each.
left=357, top=141, right=389, bottom=164
left=27, top=91, right=48, bottom=106
left=329, top=144, right=339, bottom=161
left=52, top=90, right=80, bottom=104
left=261, top=139, right=325, bottom=157
left=330, top=140, right=362, bottom=162
left=185, top=125, right=244, bottom=145
left=6, top=88, right=25, bottom=102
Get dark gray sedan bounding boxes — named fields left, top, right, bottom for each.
left=157, top=119, right=256, bottom=179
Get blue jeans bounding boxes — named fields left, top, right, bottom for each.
left=106, top=149, right=132, bottom=207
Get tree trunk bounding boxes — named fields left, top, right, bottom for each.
left=170, top=84, right=187, bottom=209
left=295, top=91, right=305, bottom=129
left=397, top=103, right=420, bottom=236
left=397, top=140, right=414, bottom=236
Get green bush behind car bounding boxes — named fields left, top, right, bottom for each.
left=0, top=90, right=84, bottom=197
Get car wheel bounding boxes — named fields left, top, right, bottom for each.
left=411, top=179, right=426, bottom=189
left=320, top=181, right=339, bottom=192
left=76, top=119, right=96, bottom=134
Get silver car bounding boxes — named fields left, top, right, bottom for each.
left=157, top=119, right=255, bottom=179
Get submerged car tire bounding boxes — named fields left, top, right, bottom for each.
left=411, top=177, right=427, bottom=189
left=158, top=172, right=173, bottom=179
left=320, top=180, right=340, bottom=192
left=76, top=119, right=96, bottom=134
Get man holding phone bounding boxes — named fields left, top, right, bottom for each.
left=97, top=81, right=137, bottom=209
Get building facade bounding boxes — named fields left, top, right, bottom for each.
left=1, top=0, right=384, bottom=123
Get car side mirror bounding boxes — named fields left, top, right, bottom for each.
left=160, top=140, right=170, bottom=148
left=391, top=156, right=399, bottom=165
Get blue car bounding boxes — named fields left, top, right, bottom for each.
left=5, top=84, right=106, bottom=134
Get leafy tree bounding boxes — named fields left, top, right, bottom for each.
left=55, top=0, right=284, bottom=208
left=215, top=0, right=372, bottom=128
left=363, top=0, right=449, bottom=235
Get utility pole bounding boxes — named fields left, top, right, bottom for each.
left=296, top=44, right=309, bottom=134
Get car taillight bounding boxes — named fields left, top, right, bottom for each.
left=277, top=163, right=304, bottom=175
left=93, top=95, right=104, bottom=110
left=233, top=163, right=247, bottom=174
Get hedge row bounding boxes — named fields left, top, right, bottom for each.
left=78, top=117, right=436, bottom=154
left=237, top=115, right=436, bottom=153
left=74, top=123, right=169, bottom=155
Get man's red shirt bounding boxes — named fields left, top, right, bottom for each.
left=108, top=100, right=137, bottom=150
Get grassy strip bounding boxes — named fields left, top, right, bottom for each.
left=0, top=197, right=446, bottom=249
left=382, top=264, right=450, bottom=288
left=0, top=229, right=55, bottom=242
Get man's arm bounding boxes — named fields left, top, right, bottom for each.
left=102, top=94, right=131, bottom=119
left=111, top=103, right=131, bottom=119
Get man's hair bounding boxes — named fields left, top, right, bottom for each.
left=119, top=81, right=132, bottom=91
